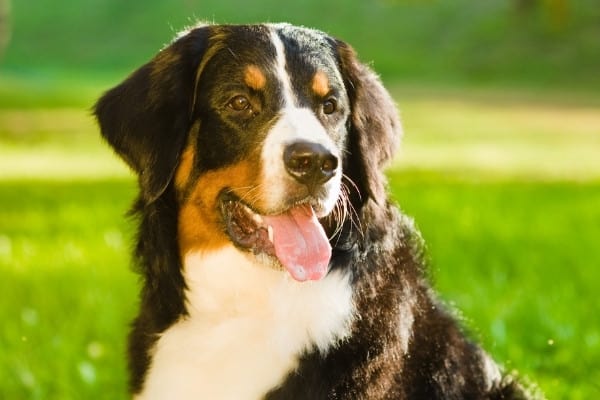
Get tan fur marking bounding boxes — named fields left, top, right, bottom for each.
left=175, top=145, right=195, bottom=190
left=244, top=65, right=267, bottom=90
left=174, top=121, right=201, bottom=190
left=178, top=160, right=260, bottom=256
left=311, top=71, right=330, bottom=97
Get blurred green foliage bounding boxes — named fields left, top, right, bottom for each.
left=1, top=0, right=600, bottom=87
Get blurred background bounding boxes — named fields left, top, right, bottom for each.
left=1, top=0, right=599, bottom=398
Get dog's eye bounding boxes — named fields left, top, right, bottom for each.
left=228, top=95, right=251, bottom=111
left=322, top=98, right=337, bottom=115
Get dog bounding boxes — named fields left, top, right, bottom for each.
left=95, top=23, right=537, bottom=399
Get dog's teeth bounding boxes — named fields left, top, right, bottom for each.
left=267, top=225, right=274, bottom=242
left=251, top=213, right=264, bottom=224
left=244, top=205, right=263, bottom=224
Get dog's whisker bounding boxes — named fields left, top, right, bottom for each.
left=342, top=173, right=362, bottom=201
left=328, top=197, right=346, bottom=241
left=328, top=184, right=357, bottom=243
left=342, top=183, right=363, bottom=240
left=233, top=183, right=265, bottom=206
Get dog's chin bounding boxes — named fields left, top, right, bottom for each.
left=219, top=190, right=336, bottom=282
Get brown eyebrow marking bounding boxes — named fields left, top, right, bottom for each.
left=311, top=70, right=330, bottom=97
left=244, top=65, right=267, bottom=90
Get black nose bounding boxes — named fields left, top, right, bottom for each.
left=283, top=141, right=338, bottom=188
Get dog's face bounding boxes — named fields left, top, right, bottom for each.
left=95, top=23, right=400, bottom=281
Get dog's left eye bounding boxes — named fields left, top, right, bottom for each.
left=322, top=98, right=337, bottom=115
left=228, top=95, right=251, bottom=111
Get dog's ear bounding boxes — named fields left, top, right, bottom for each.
left=94, top=26, right=214, bottom=203
left=335, top=40, right=402, bottom=204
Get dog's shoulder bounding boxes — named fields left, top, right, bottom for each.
left=269, top=203, right=534, bottom=399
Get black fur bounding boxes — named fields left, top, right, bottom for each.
left=268, top=204, right=530, bottom=400
left=96, top=25, right=215, bottom=392
left=95, top=27, right=211, bottom=202
left=95, top=23, right=538, bottom=399
left=334, top=39, right=401, bottom=204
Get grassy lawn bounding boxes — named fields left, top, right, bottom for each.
left=1, top=85, right=599, bottom=399
left=0, top=180, right=135, bottom=399
left=390, top=175, right=600, bottom=399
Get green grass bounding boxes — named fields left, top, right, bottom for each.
left=389, top=174, right=600, bottom=399
left=392, top=84, right=600, bottom=181
left=1, top=87, right=599, bottom=398
left=0, top=180, right=136, bottom=399
left=2, top=178, right=599, bottom=398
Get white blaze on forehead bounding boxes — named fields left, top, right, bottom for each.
left=269, top=29, right=296, bottom=107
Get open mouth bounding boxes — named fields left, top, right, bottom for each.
left=220, top=192, right=332, bottom=281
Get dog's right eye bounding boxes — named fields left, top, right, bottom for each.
left=228, top=95, right=251, bottom=111
left=322, top=98, right=337, bottom=115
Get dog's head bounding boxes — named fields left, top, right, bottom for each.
left=95, top=23, right=400, bottom=281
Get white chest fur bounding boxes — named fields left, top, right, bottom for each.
left=136, top=246, right=355, bottom=400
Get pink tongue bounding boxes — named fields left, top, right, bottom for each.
left=263, top=205, right=331, bottom=281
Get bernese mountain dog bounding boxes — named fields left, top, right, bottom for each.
left=95, top=23, right=538, bottom=399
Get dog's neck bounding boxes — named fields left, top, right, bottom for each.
left=183, top=247, right=355, bottom=351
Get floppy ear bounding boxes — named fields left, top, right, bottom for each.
left=335, top=41, right=402, bottom=203
left=94, top=26, right=213, bottom=203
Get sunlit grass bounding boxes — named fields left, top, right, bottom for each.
left=2, top=85, right=599, bottom=181
left=1, top=87, right=599, bottom=398
left=0, top=74, right=113, bottom=109
left=0, top=108, right=130, bottom=180
left=0, top=180, right=137, bottom=399
left=2, top=177, right=598, bottom=399
left=393, top=86, right=600, bottom=181
left=389, top=173, right=600, bottom=399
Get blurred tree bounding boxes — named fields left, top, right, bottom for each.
left=514, top=0, right=569, bottom=31
left=0, top=0, right=9, bottom=59
left=545, top=0, right=568, bottom=31
left=515, top=0, right=537, bottom=13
